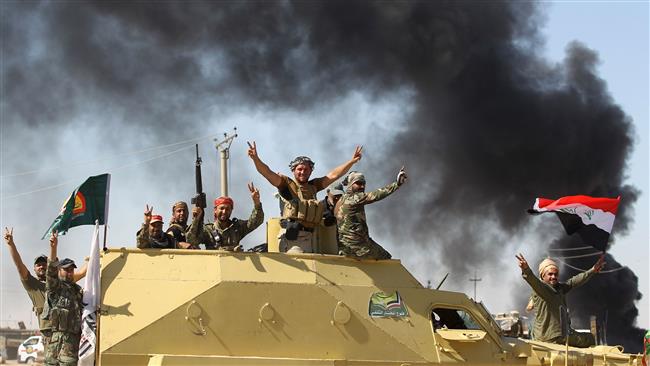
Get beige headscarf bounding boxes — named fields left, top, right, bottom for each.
left=345, top=172, right=365, bottom=192
left=538, top=257, right=558, bottom=278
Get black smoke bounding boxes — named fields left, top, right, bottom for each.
left=1, top=1, right=644, bottom=352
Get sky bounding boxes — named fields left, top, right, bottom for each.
left=0, top=0, right=647, bottom=350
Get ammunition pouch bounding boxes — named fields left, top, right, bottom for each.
left=281, top=219, right=314, bottom=240
left=281, top=182, right=324, bottom=226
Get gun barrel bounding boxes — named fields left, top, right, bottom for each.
left=195, top=144, right=203, bottom=193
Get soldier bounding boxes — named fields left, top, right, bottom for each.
left=515, top=253, right=605, bottom=347
left=247, top=141, right=362, bottom=253
left=188, top=182, right=264, bottom=251
left=165, top=201, right=193, bottom=249
left=322, top=183, right=345, bottom=227
left=3, top=228, right=86, bottom=347
left=136, top=205, right=177, bottom=249
left=43, top=231, right=83, bottom=366
left=335, top=168, right=407, bottom=260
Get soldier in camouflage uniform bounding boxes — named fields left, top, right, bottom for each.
left=165, top=201, right=194, bottom=249
left=3, top=228, right=86, bottom=348
left=188, top=182, right=264, bottom=251
left=137, top=205, right=177, bottom=249
left=42, top=231, right=83, bottom=366
left=335, top=168, right=407, bottom=259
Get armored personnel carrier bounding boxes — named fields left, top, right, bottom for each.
left=97, top=218, right=643, bottom=365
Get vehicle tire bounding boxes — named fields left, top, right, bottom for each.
left=26, top=357, right=35, bottom=365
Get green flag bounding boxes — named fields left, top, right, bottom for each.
left=42, top=174, right=110, bottom=239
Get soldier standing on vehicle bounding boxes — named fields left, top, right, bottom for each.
left=335, top=168, right=407, bottom=260
left=136, top=205, right=177, bottom=249
left=247, top=141, right=362, bottom=253
left=3, top=228, right=86, bottom=348
left=322, top=183, right=345, bottom=227
left=165, top=201, right=193, bottom=249
left=515, top=253, right=604, bottom=347
left=188, top=183, right=264, bottom=251
left=42, top=231, right=83, bottom=365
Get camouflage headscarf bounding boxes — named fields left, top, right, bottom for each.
left=289, top=156, right=315, bottom=171
left=172, top=201, right=188, bottom=212
left=345, top=172, right=365, bottom=192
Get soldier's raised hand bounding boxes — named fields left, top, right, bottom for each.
left=4, top=227, right=14, bottom=246
left=593, top=254, right=606, bottom=273
left=192, top=206, right=204, bottom=220
left=247, top=141, right=259, bottom=161
left=49, top=230, right=58, bottom=248
left=515, top=253, right=529, bottom=270
left=397, top=166, right=408, bottom=186
left=351, top=145, right=363, bottom=164
left=144, top=204, right=153, bottom=224
left=248, top=182, right=260, bottom=204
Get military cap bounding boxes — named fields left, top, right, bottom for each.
left=58, top=258, right=77, bottom=269
left=327, top=183, right=345, bottom=196
left=34, top=255, right=48, bottom=264
left=150, top=215, right=164, bottom=224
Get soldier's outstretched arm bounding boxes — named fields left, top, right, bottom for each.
left=323, top=146, right=363, bottom=187
left=363, top=182, right=400, bottom=205
left=73, top=257, right=89, bottom=282
left=4, top=227, right=30, bottom=280
left=247, top=141, right=282, bottom=187
left=46, top=231, right=60, bottom=291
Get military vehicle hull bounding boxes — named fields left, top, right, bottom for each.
left=98, top=248, right=642, bottom=365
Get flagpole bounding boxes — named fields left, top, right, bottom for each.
left=103, top=174, right=111, bottom=251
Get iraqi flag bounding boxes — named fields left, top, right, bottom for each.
left=528, top=195, right=620, bottom=251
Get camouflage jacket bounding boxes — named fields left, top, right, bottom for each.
left=166, top=222, right=189, bottom=244
left=41, top=260, right=83, bottom=334
left=336, top=182, right=400, bottom=247
left=187, top=203, right=264, bottom=250
left=136, top=224, right=177, bottom=249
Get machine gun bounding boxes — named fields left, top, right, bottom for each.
left=191, top=144, right=207, bottom=209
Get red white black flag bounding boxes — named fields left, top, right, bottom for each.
left=528, top=195, right=620, bottom=251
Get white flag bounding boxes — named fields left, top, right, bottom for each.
left=78, top=222, right=101, bottom=365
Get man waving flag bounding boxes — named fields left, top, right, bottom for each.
left=528, top=195, right=620, bottom=251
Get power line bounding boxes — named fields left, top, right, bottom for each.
left=1, top=144, right=195, bottom=200
left=1, top=134, right=217, bottom=178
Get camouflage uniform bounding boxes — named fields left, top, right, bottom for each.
left=136, top=224, right=177, bottom=249
left=187, top=203, right=264, bottom=250
left=336, top=181, right=400, bottom=259
left=166, top=223, right=188, bottom=244
left=42, top=260, right=83, bottom=365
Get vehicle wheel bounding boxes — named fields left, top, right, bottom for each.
left=26, top=357, right=35, bottom=365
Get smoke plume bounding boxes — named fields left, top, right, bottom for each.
left=1, top=1, right=644, bottom=351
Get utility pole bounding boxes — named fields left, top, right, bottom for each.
left=468, top=270, right=482, bottom=300
left=214, top=128, right=237, bottom=197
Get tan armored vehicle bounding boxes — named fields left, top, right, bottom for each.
left=98, top=219, right=643, bottom=365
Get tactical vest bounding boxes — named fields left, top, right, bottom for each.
left=209, top=219, right=240, bottom=248
left=167, top=223, right=187, bottom=242
left=282, top=182, right=324, bottom=226
left=151, top=233, right=175, bottom=249
left=42, top=281, right=83, bottom=333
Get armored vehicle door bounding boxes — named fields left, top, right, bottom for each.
left=431, top=305, right=507, bottom=364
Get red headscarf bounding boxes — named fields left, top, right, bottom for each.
left=214, top=196, right=234, bottom=208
